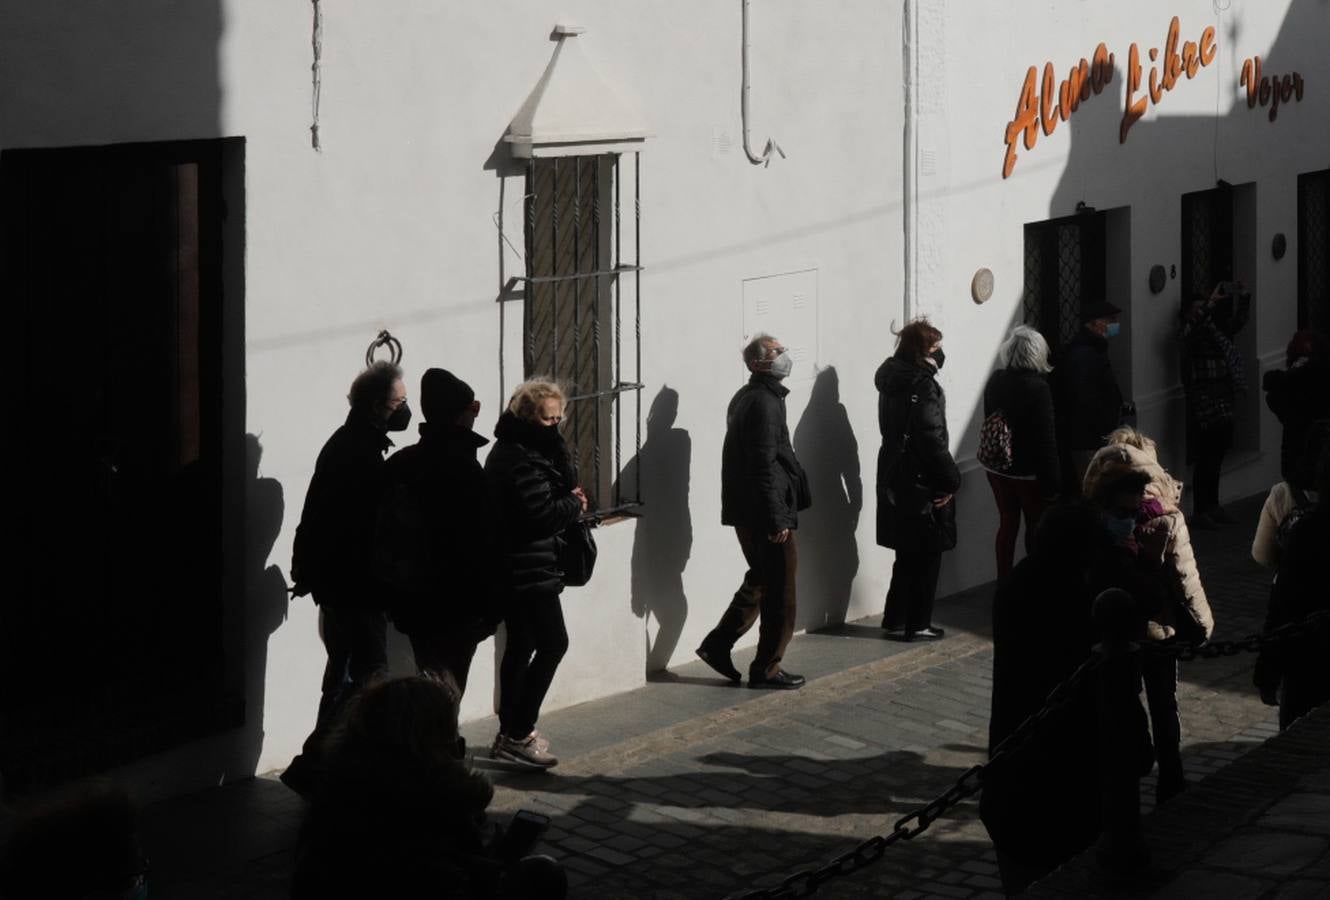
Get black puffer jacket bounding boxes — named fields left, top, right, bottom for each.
left=720, top=374, right=811, bottom=533
left=982, top=367, right=1060, bottom=495
left=377, top=422, right=500, bottom=636
left=875, top=355, right=961, bottom=552
left=292, top=412, right=393, bottom=609
left=484, top=412, right=583, bottom=598
left=1263, top=357, right=1330, bottom=483
left=1052, top=328, right=1123, bottom=452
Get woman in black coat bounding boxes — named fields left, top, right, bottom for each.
left=484, top=380, right=587, bottom=769
left=981, top=325, right=1060, bottom=580
left=875, top=318, right=961, bottom=641
left=1263, top=329, right=1330, bottom=483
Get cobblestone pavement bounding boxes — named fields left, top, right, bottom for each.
left=475, top=494, right=1281, bottom=899
left=136, top=494, right=1283, bottom=898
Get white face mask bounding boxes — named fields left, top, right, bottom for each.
left=768, top=350, right=794, bottom=379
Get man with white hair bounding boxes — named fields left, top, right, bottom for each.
left=697, top=334, right=811, bottom=689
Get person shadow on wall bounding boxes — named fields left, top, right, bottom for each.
left=241, top=433, right=289, bottom=775
left=793, top=366, right=863, bottom=632
left=617, top=387, right=692, bottom=675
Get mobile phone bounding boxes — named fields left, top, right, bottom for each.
left=498, top=809, right=550, bottom=861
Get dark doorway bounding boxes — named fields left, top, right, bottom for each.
left=1022, top=210, right=1107, bottom=356
left=0, top=138, right=245, bottom=792
left=1297, top=169, right=1329, bottom=334
left=1180, top=185, right=1235, bottom=314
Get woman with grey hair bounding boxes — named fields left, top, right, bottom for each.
left=981, top=326, right=1061, bottom=579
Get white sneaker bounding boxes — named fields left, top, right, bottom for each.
left=493, top=732, right=558, bottom=769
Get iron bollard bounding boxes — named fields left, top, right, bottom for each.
left=1091, top=588, right=1152, bottom=876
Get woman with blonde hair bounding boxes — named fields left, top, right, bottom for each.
left=483, top=379, right=587, bottom=768
left=980, top=325, right=1060, bottom=579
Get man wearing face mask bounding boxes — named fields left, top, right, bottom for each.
left=283, top=360, right=412, bottom=796
left=1052, top=297, right=1126, bottom=495
left=698, top=334, right=812, bottom=689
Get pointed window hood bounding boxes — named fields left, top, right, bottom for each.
left=504, top=24, right=652, bottom=158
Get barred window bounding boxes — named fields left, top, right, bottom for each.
left=1298, top=169, right=1329, bottom=334
left=1023, top=211, right=1106, bottom=355
left=1181, top=185, right=1234, bottom=315
left=518, top=153, right=643, bottom=517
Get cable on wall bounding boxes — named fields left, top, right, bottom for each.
left=311, top=0, right=324, bottom=151
left=741, top=0, right=786, bottom=167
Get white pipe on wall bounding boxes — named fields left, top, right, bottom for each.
left=741, top=0, right=786, bottom=167
left=902, top=0, right=919, bottom=321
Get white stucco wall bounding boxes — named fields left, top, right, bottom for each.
left=2, top=0, right=1324, bottom=799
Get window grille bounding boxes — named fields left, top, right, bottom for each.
left=513, top=153, right=643, bottom=517
left=1023, top=212, right=1106, bottom=355
left=1298, top=169, right=1330, bottom=334
left=1180, top=186, right=1234, bottom=314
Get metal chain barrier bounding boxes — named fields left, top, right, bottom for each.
left=727, top=608, right=1330, bottom=900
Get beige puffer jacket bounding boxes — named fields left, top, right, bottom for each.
left=1083, top=443, right=1215, bottom=642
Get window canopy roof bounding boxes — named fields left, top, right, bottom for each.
left=504, top=24, right=652, bottom=159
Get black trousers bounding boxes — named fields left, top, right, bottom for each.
left=498, top=593, right=569, bottom=739
left=702, top=527, right=798, bottom=679
left=408, top=629, right=481, bottom=694
left=301, top=604, right=389, bottom=759
left=1191, top=420, right=1233, bottom=515
left=882, top=550, right=942, bottom=632
left=1141, top=652, right=1183, bottom=791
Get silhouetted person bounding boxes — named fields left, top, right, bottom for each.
left=1263, top=329, right=1330, bottom=484
left=293, top=674, right=566, bottom=900
left=982, top=502, right=1123, bottom=894
left=1252, top=419, right=1328, bottom=571
left=1052, top=297, right=1125, bottom=495
left=876, top=318, right=959, bottom=642
left=697, top=334, right=811, bottom=690
left=243, top=434, right=289, bottom=775
left=378, top=369, right=499, bottom=693
left=283, top=361, right=412, bottom=796
left=1180, top=281, right=1250, bottom=527
left=982, top=326, right=1060, bottom=580
left=0, top=779, right=147, bottom=900
left=1255, top=428, right=1330, bottom=730
left=793, top=366, right=863, bottom=630
left=485, top=380, right=587, bottom=768
left=620, top=387, right=692, bottom=673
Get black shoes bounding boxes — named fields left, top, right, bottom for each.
left=696, top=643, right=742, bottom=682
left=882, top=625, right=946, bottom=642
left=749, top=669, right=806, bottom=690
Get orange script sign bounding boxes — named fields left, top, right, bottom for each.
left=1002, top=17, right=1216, bottom=178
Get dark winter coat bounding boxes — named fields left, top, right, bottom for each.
left=720, top=374, right=811, bottom=533
left=1052, top=327, right=1123, bottom=452
left=1254, top=505, right=1330, bottom=727
left=291, top=412, right=393, bottom=609
left=982, top=367, right=1060, bottom=495
left=377, top=421, right=500, bottom=637
left=1263, top=358, right=1330, bottom=484
left=484, top=412, right=584, bottom=598
left=875, top=355, right=961, bottom=552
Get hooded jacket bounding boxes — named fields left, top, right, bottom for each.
left=484, top=412, right=584, bottom=598
left=875, top=354, right=961, bottom=552
left=1263, top=356, right=1330, bottom=483
left=1083, top=442, right=1214, bottom=642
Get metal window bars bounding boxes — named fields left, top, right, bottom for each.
left=504, top=153, right=643, bottom=520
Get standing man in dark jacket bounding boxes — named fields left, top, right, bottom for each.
left=283, top=361, right=412, bottom=795
left=697, top=334, right=811, bottom=689
left=377, top=369, right=498, bottom=694
left=1052, top=298, right=1125, bottom=495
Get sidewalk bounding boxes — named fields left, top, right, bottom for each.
left=139, top=493, right=1286, bottom=898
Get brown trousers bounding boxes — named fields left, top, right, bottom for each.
left=703, top=527, right=798, bottom=679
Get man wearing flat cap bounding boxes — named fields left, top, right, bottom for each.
left=377, top=368, right=500, bottom=692
left=1052, top=297, right=1126, bottom=495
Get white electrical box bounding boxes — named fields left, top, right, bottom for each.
left=741, top=268, right=819, bottom=385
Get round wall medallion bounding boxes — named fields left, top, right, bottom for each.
left=1148, top=264, right=1167, bottom=294
left=1272, top=233, right=1287, bottom=261
left=971, top=267, right=994, bottom=304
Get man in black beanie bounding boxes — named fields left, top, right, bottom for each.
left=377, top=368, right=501, bottom=692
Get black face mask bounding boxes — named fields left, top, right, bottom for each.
left=385, top=401, right=413, bottom=432
left=929, top=348, right=946, bottom=370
